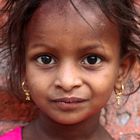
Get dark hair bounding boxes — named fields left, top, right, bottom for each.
left=0, top=0, right=140, bottom=100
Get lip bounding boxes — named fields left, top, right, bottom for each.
left=50, top=97, right=88, bottom=111
left=51, top=97, right=88, bottom=103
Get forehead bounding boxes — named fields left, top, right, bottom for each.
left=29, top=0, right=111, bottom=28
left=26, top=0, right=120, bottom=49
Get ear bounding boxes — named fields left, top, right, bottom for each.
left=115, top=53, right=136, bottom=89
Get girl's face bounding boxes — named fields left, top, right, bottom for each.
left=25, top=1, right=122, bottom=124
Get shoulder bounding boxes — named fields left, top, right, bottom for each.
left=0, top=127, right=22, bottom=140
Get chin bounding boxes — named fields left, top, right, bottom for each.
left=52, top=119, right=85, bottom=126
left=48, top=113, right=93, bottom=126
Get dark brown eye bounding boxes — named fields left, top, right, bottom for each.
left=83, top=55, right=102, bottom=65
left=37, top=55, right=55, bottom=64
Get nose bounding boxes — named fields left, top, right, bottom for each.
left=54, top=63, right=83, bottom=91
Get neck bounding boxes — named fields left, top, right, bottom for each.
left=24, top=112, right=112, bottom=140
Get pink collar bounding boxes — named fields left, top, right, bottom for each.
left=0, top=127, right=22, bottom=140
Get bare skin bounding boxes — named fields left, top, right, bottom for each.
left=23, top=113, right=113, bottom=140
left=22, top=0, right=132, bottom=140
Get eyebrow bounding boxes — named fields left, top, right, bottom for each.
left=78, top=44, right=105, bottom=52
left=28, top=43, right=105, bottom=52
left=28, top=43, right=56, bottom=50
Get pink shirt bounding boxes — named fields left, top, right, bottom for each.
left=0, top=127, right=22, bottom=140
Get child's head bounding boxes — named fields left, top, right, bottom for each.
left=0, top=0, right=140, bottom=124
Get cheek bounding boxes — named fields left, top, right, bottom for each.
left=25, top=69, right=50, bottom=97
left=26, top=64, right=54, bottom=87
left=88, top=71, right=117, bottom=98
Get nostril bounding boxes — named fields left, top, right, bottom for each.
left=54, top=78, right=82, bottom=91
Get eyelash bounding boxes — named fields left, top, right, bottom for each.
left=82, top=55, right=102, bottom=65
left=36, top=54, right=56, bottom=65
left=35, top=54, right=103, bottom=66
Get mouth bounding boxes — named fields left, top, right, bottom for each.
left=50, top=97, right=88, bottom=103
left=49, top=97, right=88, bottom=111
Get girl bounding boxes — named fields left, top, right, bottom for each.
left=0, top=0, right=140, bottom=139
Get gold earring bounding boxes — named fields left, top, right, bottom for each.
left=115, top=84, right=124, bottom=105
left=22, top=81, right=31, bottom=101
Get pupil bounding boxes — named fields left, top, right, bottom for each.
left=87, top=56, right=97, bottom=64
left=41, top=56, right=51, bottom=64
